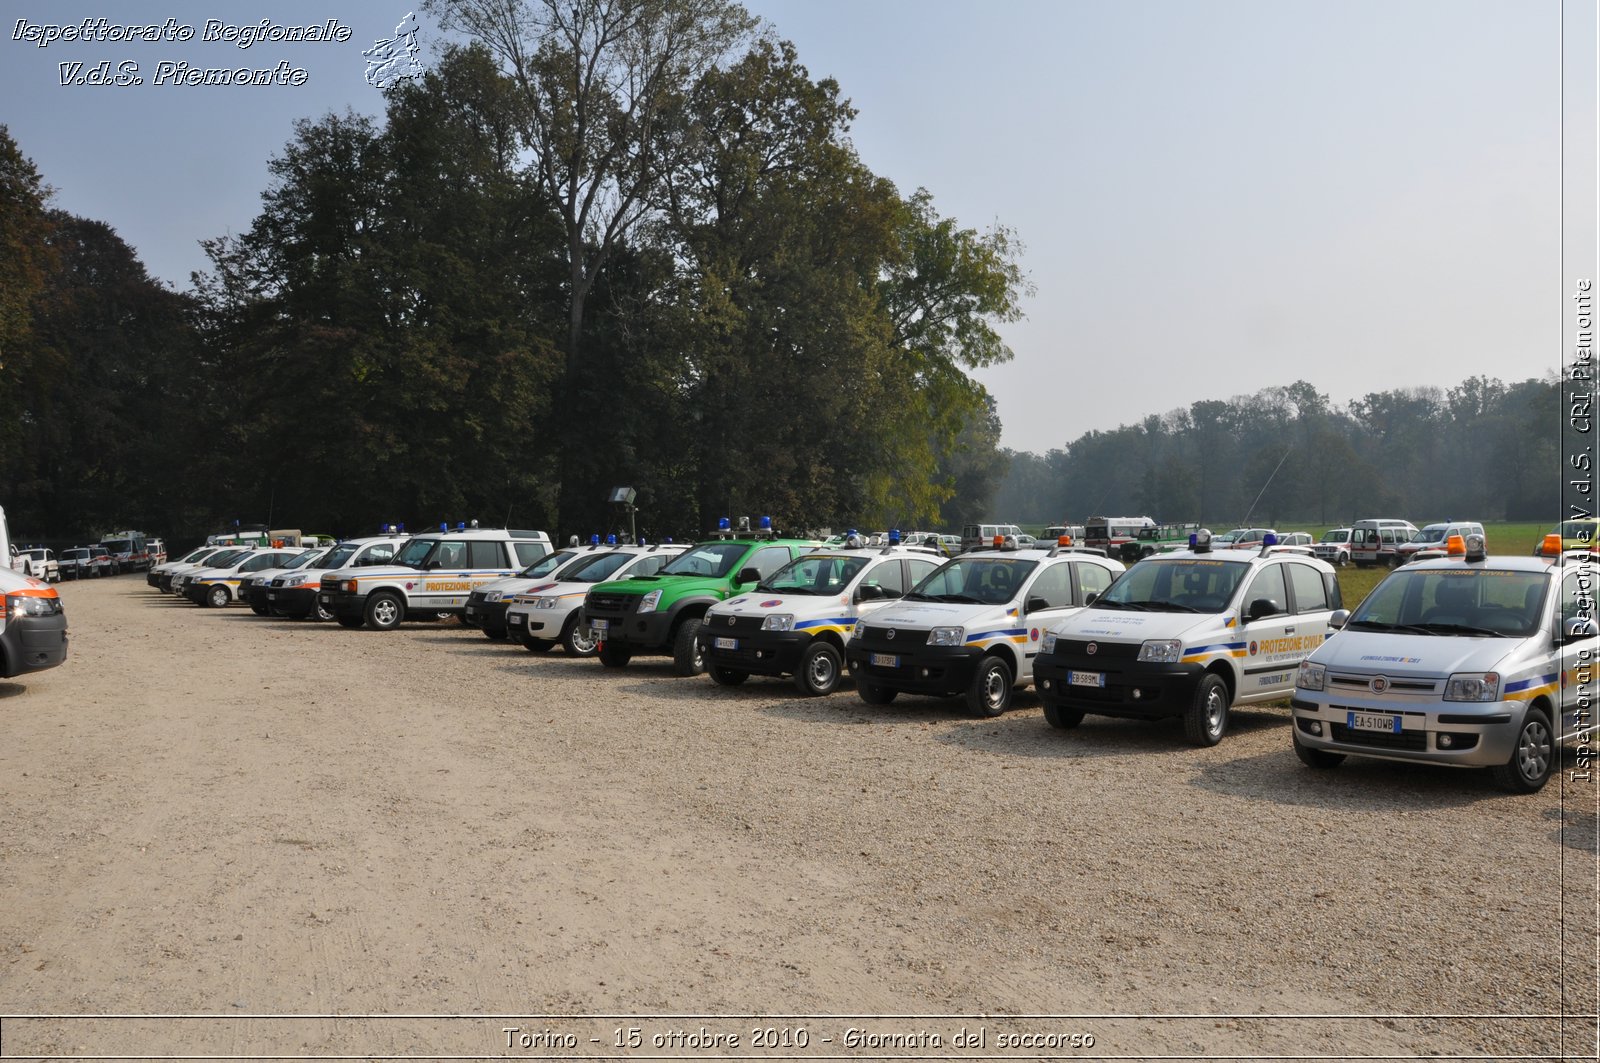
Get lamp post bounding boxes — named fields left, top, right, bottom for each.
left=607, top=486, right=637, bottom=543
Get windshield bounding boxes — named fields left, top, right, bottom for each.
left=660, top=542, right=749, bottom=579
left=1349, top=568, right=1546, bottom=637
left=65, top=549, right=88, bottom=559
left=320, top=543, right=361, bottom=568
left=394, top=538, right=443, bottom=569
left=203, top=549, right=248, bottom=568
left=104, top=538, right=133, bottom=553
left=560, top=551, right=637, bottom=583
left=284, top=550, right=327, bottom=570
left=1213, top=530, right=1248, bottom=544
left=908, top=557, right=1038, bottom=605
left=1319, top=530, right=1349, bottom=544
left=763, top=554, right=870, bottom=594
left=521, top=550, right=581, bottom=579
left=1411, top=527, right=1448, bottom=544
left=180, top=548, right=213, bottom=563
left=1094, top=558, right=1245, bottom=613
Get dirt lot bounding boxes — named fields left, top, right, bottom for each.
left=1, top=577, right=1596, bottom=1060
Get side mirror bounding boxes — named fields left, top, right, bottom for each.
left=736, top=566, right=761, bottom=586
left=1247, top=597, right=1283, bottom=621
left=1085, top=591, right=1099, bottom=606
left=1026, top=595, right=1050, bottom=614
left=1564, top=616, right=1598, bottom=642
left=1328, top=609, right=1350, bottom=630
left=857, top=584, right=885, bottom=602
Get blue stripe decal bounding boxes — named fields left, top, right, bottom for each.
left=795, top=617, right=854, bottom=630
left=970, top=627, right=1027, bottom=641
left=1505, top=673, right=1558, bottom=693
left=1189, top=641, right=1247, bottom=655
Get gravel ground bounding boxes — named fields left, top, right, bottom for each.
left=1, top=577, right=1596, bottom=1060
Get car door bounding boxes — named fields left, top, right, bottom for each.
left=1234, top=561, right=1299, bottom=700
left=1015, top=559, right=1081, bottom=681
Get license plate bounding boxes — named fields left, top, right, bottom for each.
left=1069, top=670, right=1105, bottom=688
left=465, top=607, right=479, bottom=619
left=715, top=637, right=738, bottom=651
left=1348, top=710, right=1401, bottom=733
left=318, top=594, right=330, bottom=604
left=591, top=618, right=609, bottom=634
left=870, top=653, right=898, bottom=668
left=508, top=614, right=523, bottom=626
left=267, top=592, right=277, bottom=600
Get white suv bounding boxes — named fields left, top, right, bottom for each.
left=845, top=542, right=1125, bottom=716
left=1034, top=530, right=1341, bottom=746
left=1291, top=534, right=1591, bottom=793
left=505, top=541, right=689, bottom=654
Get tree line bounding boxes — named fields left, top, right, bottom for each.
left=994, top=376, right=1560, bottom=529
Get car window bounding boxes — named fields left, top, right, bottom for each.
left=513, top=541, right=549, bottom=567
left=626, top=553, right=671, bottom=578
left=1242, top=564, right=1288, bottom=616
left=1286, top=563, right=1328, bottom=613
left=1076, top=562, right=1115, bottom=603
left=1026, top=562, right=1074, bottom=609
left=863, top=559, right=905, bottom=598
left=748, top=546, right=794, bottom=580
left=468, top=541, right=505, bottom=568
left=905, top=558, right=938, bottom=587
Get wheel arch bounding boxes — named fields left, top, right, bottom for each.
left=1208, top=662, right=1238, bottom=702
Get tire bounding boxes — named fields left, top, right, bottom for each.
left=206, top=584, right=230, bottom=608
left=1042, top=698, right=1085, bottom=729
left=966, top=655, right=1014, bottom=718
left=560, top=614, right=597, bottom=657
left=522, top=633, right=555, bottom=653
left=250, top=602, right=269, bottom=616
left=1491, top=706, right=1554, bottom=793
left=858, top=680, right=897, bottom=705
left=482, top=625, right=507, bottom=641
left=709, top=665, right=748, bottom=686
left=794, top=641, right=844, bottom=697
left=1293, top=729, right=1345, bottom=769
left=336, top=615, right=364, bottom=629
left=598, top=642, right=632, bottom=668
left=311, top=598, right=334, bottom=623
left=1184, top=672, right=1230, bottom=746
left=364, top=592, right=404, bottom=631
left=1337, top=551, right=1350, bottom=567
left=671, top=617, right=705, bottom=677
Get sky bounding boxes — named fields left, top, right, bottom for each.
left=2, top=1, right=1595, bottom=454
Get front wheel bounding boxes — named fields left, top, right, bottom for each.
left=709, top=665, right=748, bottom=686
left=1491, top=707, right=1554, bottom=793
left=523, top=634, right=555, bottom=653
left=597, top=642, right=632, bottom=668
left=250, top=602, right=268, bottom=616
left=206, top=584, right=230, bottom=608
left=672, top=617, right=705, bottom=676
left=311, top=598, right=334, bottom=622
left=336, top=615, right=364, bottom=629
left=794, top=641, right=843, bottom=696
left=1042, top=698, right=1085, bottom=729
left=966, top=655, right=1013, bottom=718
left=561, top=614, right=598, bottom=657
left=364, top=592, right=404, bottom=631
left=482, top=624, right=508, bottom=641
left=1184, top=673, right=1230, bottom=746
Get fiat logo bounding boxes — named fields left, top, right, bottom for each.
left=1371, top=675, right=1389, bottom=694
left=726, top=615, right=736, bottom=627
left=1086, top=642, right=1097, bottom=655
left=886, top=629, right=896, bottom=640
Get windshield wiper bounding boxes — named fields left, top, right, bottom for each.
left=1348, top=619, right=1432, bottom=635
left=1413, top=621, right=1505, bottom=637
left=936, top=594, right=984, bottom=604
left=1147, top=601, right=1202, bottom=612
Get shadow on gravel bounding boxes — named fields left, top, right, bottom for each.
left=751, top=687, right=1044, bottom=725
left=1545, top=806, right=1599, bottom=852
left=928, top=704, right=1287, bottom=760
left=0, top=682, right=27, bottom=699
left=1185, top=747, right=1508, bottom=810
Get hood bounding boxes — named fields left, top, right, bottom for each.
left=712, top=589, right=855, bottom=617
left=589, top=572, right=747, bottom=598
left=1050, top=607, right=1219, bottom=643
left=870, top=600, right=1020, bottom=628
left=1311, top=629, right=1526, bottom=677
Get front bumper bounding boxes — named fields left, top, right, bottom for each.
left=1, top=614, right=69, bottom=677
left=845, top=633, right=984, bottom=696
left=584, top=596, right=674, bottom=652
left=463, top=596, right=511, bottom=631
left=267, top=585, right=317, bottom=616
left=1033, top=645, right=1204, bottom=719
left=319, top=588, right=367, bottom=619
left=700, top=625, right=810, bottom=677
left=1290, top=694, right=1526, bottom=767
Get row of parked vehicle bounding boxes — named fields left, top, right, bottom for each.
left=148, top=513, right=1594, bottom=795
left=11, top=537, right=168, bottom=581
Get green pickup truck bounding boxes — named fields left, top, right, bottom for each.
left=580, top=519, right=819, bottom=675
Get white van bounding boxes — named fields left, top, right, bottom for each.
left=1395, top=521, right=1487, bottom=564
left=1350, top=518, right=1419, bottom=568
left=959, top=523, right=1023, bottom=553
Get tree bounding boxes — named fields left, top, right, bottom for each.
left=426, top=0, right=757, bottom=533
left=0, top=127, right=58, bottom=501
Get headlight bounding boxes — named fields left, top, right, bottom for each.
left=1041, top=631, right=1058, bottom=654
left=8, top=594, right=61, bottom=619
left=483, top=591, right=503, bottom=602
left=1137, top=639, right=1182, bottom=664
left=342, top=580, right=359, bottom=593
left=536, top=597, right=561, bottom=609
left=638, top=590, right=663, bottom=614
left=761, top=613, right=794, bottom=631
left=285, top=574, right=307, bottom=587
left=1297, top=660, right=1327, bottom=691
left=928, top=626, right=965, bottom=647
left=1444, top=671, right=1501, bottom=702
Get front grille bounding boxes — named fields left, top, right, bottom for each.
left=466, top=591, right=488, bottom=606
left=855, top=625, right=931, bottom=648
left=1329, top=674, right=1440, bottom=694
left=586, top=593, right=634, bottom=616
left=1330, top=722, right=1427, bottom=751
left=1053, top=639, right=1139, bottom=660
left=711, top=615, right=766, bottom=635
